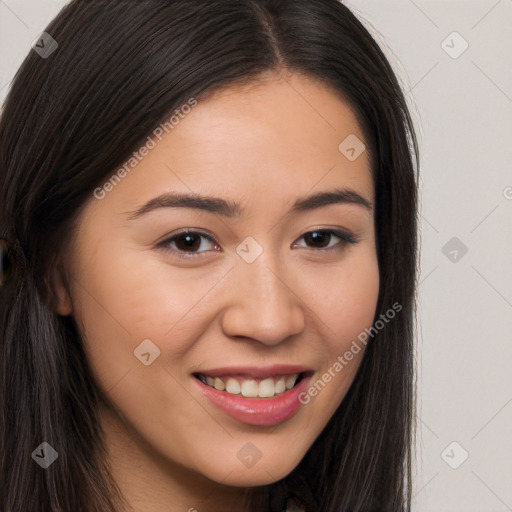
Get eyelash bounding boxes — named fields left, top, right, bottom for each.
left=157, top=228, right=358, bottom=259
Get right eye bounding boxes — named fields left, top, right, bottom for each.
left=158, top=230, right=221, bottom=259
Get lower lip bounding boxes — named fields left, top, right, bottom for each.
left=194, top=375, right=310, bottom=426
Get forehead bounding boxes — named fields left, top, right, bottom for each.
left=84, top=70, right=374, bottom=225
left=179, top=70, right=367, bottom=165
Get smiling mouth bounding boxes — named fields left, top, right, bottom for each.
left=193, top=372, right=307, bottom=399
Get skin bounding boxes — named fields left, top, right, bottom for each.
left=53, top=69, right=380, bottom=512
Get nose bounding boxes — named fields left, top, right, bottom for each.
left=220, top=254, right=306, bottom=346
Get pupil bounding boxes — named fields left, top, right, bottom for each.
left=307, top=231, right=329, bottom=248
left=178, top=234, right=200, bottom=251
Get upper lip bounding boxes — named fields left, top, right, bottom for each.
left=193, top=364, right=313, bottom=379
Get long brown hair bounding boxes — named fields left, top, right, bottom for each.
left=0, top=1, right=419, bottom=510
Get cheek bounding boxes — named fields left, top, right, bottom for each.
left=299, top=248, right=380, bottom=410
left=68, top=245, right=190, bottom=390
left=69, top=247, right=218, bottom=453
left=315, top=247, right=380, bottom=347
left=71, top=242, right=214, bottom=341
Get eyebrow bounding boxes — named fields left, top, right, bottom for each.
left=126, top=187, right=373, bottom=220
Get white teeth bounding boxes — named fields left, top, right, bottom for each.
left=241, top=380, right=259, bottom=398
left=258, top=378, right=275, bottom=397
left=285, top=374, right=298, bottom=390
left=274, top=378, right=286, bottom=394
left=199, top=373, right=301, bottom=398
left=214, top=377, right=225, bottom=391
left=225, top=378, right=241, bottom=395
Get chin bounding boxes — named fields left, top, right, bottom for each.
left=194, top=445, right=306, bottom=487
left=209, top=465, right=296, bottom=487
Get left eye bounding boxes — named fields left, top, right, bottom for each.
left=158, top=229, right=356, bottom=258
left=294, top=229, right=355, bottom=251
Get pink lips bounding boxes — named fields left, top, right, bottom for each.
left=193, top=365, right=312, bottom=427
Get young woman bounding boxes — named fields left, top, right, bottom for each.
left=0, top=1, right=419, bottom=511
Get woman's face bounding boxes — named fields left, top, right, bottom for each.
left=57, top=70, right=379, bottom=494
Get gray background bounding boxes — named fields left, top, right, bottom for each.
left=1, top=0, right=511, bottom=509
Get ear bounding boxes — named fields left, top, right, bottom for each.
left=50, top=261, right=73, bottom=316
